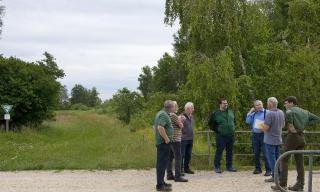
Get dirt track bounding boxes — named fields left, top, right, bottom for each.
left=0, top=170, right=318, bottom=192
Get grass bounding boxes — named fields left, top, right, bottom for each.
left=1, top=110, right=317, bottom=171
left=0, top=110, right=156, bottom=171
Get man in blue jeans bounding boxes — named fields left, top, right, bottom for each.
left=246, top=100, right=271, bottom=176
left=181, top=102, right=195, bottom=175
left=261, top=97, right=285, bottom=183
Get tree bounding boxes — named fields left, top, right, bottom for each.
left=0, top=55, right=63, bottom=127
left=138, top=66, right=154, bottom=99
left=37, top=52, right=65, bottom=79
left=59, top=85, right=70, bottom=109
left=88, top=87, right=101, bottom=107
left=70, top=84, right=101, bottom=107
left=70, top=84, right=89, bottom=105
left=108, top=88, right=143, bottom=124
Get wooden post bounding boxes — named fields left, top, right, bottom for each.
left=6, top=119, right=9, bottom=132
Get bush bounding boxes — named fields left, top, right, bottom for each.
left=70, top=103, right=90, bottom=111
left=0, top=54, right=64, bottom=127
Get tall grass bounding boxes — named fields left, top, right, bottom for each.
left=0, top=110, right=156, bottom=171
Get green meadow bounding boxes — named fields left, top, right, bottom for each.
left=0, top=111, right=156, bottom=171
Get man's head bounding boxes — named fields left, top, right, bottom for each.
left=164, top=100, right=175, bottom=113
left=284, top=96, right=298, bottom=109
left=254, top=100, right=263, bottom=111
left=172, top=101, right=179, bottom=113
left=184, top=102, right=194, bottom=115
left=267, top=97, right=278, bottom=109
left=219, top=98, right=228, bottom=111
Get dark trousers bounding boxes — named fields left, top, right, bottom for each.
left=167, top=142, right=182, bottom=178
left=156, top=143, right=171, bottom=187
left=279, top=133, right=306, bottom=186
left=252, top=133, right=271, bottom=172
left=214, top=134, right=234, bottom=169
left=181, top=140, right=193, bottom=170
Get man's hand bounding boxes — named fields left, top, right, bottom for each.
left=288, top=124, right=297, bottom=133
left=164, top=138, right=170, bottom=144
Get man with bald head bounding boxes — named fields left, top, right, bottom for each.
left=154, top=100, right=176, bottom=191
left=246, top=100, right=271, bottom=176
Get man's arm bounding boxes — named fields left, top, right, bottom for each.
left=158, top=125, right=170, bottom=144
left=208, top=112, right=217, bottom=132
left=246, top=108, right=255, bottom=124
left=308, top=112, right=320, bottom=126
left=262, top=112, right=271, bottom=132
left=261, top=124, right=270, bottom=132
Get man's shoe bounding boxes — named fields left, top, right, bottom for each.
left=184, top=168, right=195, bottom=174
left=215, top=167, right=222, bottom=173
left=164, top=182, right=172, bottom=187
left=174, top=177, right=188, bottom=182
left=264, top=171, right=271, bottom=177
left=271, top=185, right=287, bottom=191
left=226, top=167, right=237, bottom=172
left=156, top=185, right=172, bottom=191
left=265, top=177, right=274, bottom=183
left=253, top=169, right=262, bottom=174
left=288, top=183, right=304, bottom=191
left=166, top=174, right=174, bottom=180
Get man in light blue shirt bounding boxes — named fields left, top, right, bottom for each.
left=246, top=100, right=271, bottom=176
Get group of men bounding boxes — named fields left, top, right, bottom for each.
left=154, top=96, right=320, bottom=192
left=154, top=101, right=195, bottom=191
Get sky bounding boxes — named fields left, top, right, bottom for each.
left=0, top=0, right=177, bottom=100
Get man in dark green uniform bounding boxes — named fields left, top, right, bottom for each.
left=154, top=100, right=175, bottom=191
left=271, top=96, right=320, bottom=191
left=208, top=98, right=237, bottom=173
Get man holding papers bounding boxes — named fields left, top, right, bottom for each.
left=246, top=100, right=271, bottom=176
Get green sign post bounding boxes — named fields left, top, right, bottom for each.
left=1, top=104, right=13, bottom=132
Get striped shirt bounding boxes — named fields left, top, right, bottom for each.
left=170, top=113, right=182, bottom=142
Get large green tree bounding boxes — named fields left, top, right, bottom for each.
left=0, top=54, right=64, bottom=127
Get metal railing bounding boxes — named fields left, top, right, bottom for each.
left=193, top=130, right=320, bottom=165
left=274, top=150, right=320, bottom=192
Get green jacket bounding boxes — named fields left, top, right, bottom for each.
left=208, top=108, right=236, bottom=136
left=286, top=106, right=320, bottom=132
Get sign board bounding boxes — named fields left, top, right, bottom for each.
left=1, top=105, right=13, bottom=114
left=4, top=114, right=10, bottom=120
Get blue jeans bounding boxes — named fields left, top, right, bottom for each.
left=265, top=143, right=280, bottom=177
left=252, top=133, right=271, bottom=172
left=214, top=134, right=234, bottom=169
left=181, top=140, right=193, bottom=170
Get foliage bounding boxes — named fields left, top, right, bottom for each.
left=108, top=88, right=143, bottom=124
left=0, top=54, right=63, bottom=127
left=70, top=84, right=101, bottom=107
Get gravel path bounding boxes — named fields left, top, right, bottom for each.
left=0, top=170, right=318, bottom=192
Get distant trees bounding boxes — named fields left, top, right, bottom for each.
left=108, top=88, right=143, bottom=124
left=0, top=53, right=63, bottom=127
left=70, top=84, right=101, bottom=107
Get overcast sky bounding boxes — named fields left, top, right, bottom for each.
left=0, top=0, right=177, bottom=100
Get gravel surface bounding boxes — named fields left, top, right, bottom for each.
left=0, top=170, right=318, bottom=192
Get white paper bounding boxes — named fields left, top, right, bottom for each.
left=254, top=119, right=264, bottom=129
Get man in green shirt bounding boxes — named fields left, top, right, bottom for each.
left=154, top=100, right=175, bottom=191
left=272, top=96, right=320, bottom=191
left=208, top=98, right=237, bottom=173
